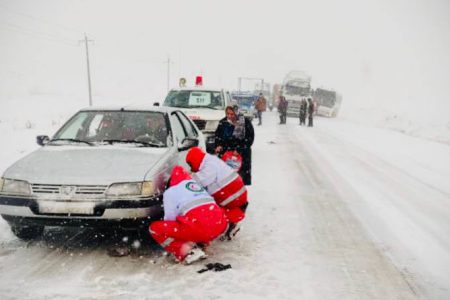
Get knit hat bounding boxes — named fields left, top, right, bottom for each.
left=169, top=165, right=192, bottom=187
left=186, top=147, right=206, bottom=172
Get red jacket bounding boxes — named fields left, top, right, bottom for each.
left=186, top=147, right=248, bottom=223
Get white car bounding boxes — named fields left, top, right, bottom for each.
left=162, top=86, right=233, bottom=153
left=0, top=105, right=205, bottom=239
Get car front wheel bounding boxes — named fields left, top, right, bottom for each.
left=11, top=224, right=44, bottom=240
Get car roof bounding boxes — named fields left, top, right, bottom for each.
left=169, top=86, right=224, bottom=92
left=79, top=105, right=178, bottom=113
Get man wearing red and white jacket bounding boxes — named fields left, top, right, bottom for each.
left=149, top=165, right=227, bottom=264
left=186, top=147, right=248, bottom=240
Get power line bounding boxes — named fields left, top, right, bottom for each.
left=0, top=21, right=78, bottom=46
left=0, top=3, right=82, bottom=34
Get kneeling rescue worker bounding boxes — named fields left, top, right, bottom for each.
left=186, top=147, right=248, bottom=240
left=149, top=165, right=227, bottom=264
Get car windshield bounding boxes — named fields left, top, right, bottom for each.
left=284, top=83, right=311, bottom=96
left=315, top=89, right=336, bottom=107
left=52, top=111, right=169, bottom=147
left=163, top=90, right=224, bottom=109
left=233, top=96, right=255, bottom=107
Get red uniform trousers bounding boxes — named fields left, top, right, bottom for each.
left=149, top=203, right=227, bottom=261
left=212, top=175, right=248, bottom=224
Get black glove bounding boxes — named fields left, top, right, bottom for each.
left=197, top=262, right=232, bottom=273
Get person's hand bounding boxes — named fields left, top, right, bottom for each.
left=215, top=146, right=223, bottom=154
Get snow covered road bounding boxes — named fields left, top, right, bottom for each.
left=1, top=111, right=449, bottom=299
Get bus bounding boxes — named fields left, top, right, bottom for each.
left=313, top=88, right=342, bottom=117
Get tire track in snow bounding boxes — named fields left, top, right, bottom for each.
left=283, top=123, right=422, bottom=299
left=296, top=121, right=449, bottom=299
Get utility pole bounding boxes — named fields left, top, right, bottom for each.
left=79, top=33, right=94, bottom=106
left=164, top=56, right=173, bottom=92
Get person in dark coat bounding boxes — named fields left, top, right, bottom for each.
left=278, top=95, right=288, bottom=124
left=299, top=98, right=307, bottom=126
left=214, top=105, right=254, bottom=185
left=307, top=98, right=314, bottom=127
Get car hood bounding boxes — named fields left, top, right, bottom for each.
left=3, top=146, right=168, bottom=185
left=181, top=108, right=224, bottom=121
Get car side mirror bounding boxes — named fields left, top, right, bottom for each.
left=36, top=135, right=50, bottom=146
left=178, top=137, right=199, bottom=151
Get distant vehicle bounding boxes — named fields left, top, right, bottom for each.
left=272, top=83, right=282, bottom=108
left=313, top=88, right=343, bottom=117
left=162, top=77, right=233, bottom=153
left=0, top=105, right=205, bottom=240
left=281, top=71, right=312, bottom=117
left=231, top=91, right=257, bottom=120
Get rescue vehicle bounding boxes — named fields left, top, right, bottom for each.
left=161, top=76, right=233, bottom=153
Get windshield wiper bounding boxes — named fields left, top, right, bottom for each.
left=50, top=138, right=93, bottom=146
left=101, top=139, right=164, bottom=148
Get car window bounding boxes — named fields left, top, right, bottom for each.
left=163, top=90, right=224, bottom=109
left=176, top=111, right=198, bottom=138
left=53, top=111, right=168, bottom=146
left=170, top=113, right=187, bottom=145
left=58, top=113, right=90, bottom=139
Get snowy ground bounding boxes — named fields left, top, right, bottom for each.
left=0, top=101, right=449, bottom=299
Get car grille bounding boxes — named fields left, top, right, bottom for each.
left=192, top=119, right=206, bottom=130
left=31, top=184, right=107, bottom=195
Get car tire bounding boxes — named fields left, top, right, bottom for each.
left=11, top=224, right=44, bottom=240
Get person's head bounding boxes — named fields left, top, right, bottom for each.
left=186, top=146, right=206, bottom=172
left=225, top=105, right=237, bottom=122
left=168, top=165, right=192, bottom=187
left=259, top=93, right=263, bottom=97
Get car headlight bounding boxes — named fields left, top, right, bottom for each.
left=0, top=178, right=31, bottom=195
left=106, top=181, right=153, bottom=197
left=205, top=120, right=219, bottom=131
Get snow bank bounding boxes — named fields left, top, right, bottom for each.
left=339, top=106, right=450, bottom=145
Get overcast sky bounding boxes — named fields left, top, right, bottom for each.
left=1, top=0, right=449, bottom=121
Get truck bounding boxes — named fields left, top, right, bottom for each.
left=281, top=71, right=312, bottom=117
left=313, top=88, right=342, bottom=117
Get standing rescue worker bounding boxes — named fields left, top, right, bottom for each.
left=307, top=98, right=314, bottom=127
left=149, top=166, right=227, bottom=264
left=186, top=147, right=248, bottom=240
left=278, top=95, right=288, bottom=124
left=254, top=93, right=267, bottom=126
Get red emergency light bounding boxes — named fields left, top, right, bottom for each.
left=195, top=76, right=203, bottom=86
